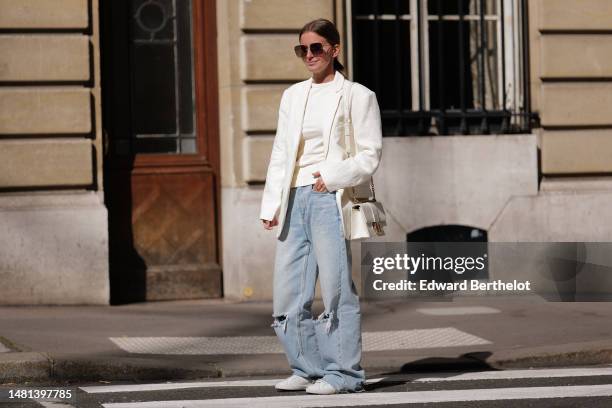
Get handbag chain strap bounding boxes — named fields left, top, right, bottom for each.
left=342, top=80, right=376, bottom=201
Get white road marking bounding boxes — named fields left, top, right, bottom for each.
left=81, top=366, right=612, bottom=393
left=100, top=384, right=612, bottom=407
left=37, top=402, right=76, bottom=408
left=81, top=379, right=283, bottom=393
left=416, top=306, right=500, bottom=316
left=109, top=328, right=490, bottom=355
left=414, top=366, right=612, bottom=382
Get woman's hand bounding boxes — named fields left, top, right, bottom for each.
left=312, top=171, right=329, bottom=192
left=262, top=216, right=279, bottom=230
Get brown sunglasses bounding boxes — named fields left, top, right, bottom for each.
left=294, top=42, right=329, bottom=58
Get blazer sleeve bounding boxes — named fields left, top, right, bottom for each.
left=259, top=89, right=290, bottom=221
left=317, top=88, right=383, bottom=192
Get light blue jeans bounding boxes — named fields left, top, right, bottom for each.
left=271, top=184, right=365, bottom=392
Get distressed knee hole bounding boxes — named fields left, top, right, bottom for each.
left=271, top=314, right=288, bottom=332
left=316, top=311, right=335, bottom=333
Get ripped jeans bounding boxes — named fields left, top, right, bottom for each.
left=271, top=184, right=365, bottom=392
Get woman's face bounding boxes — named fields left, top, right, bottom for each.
left=299, top=31, right=339, bottom=75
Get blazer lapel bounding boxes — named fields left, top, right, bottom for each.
left=287, top=78, right=312, bottom=154
left=322, top=71, right=345, bottom=158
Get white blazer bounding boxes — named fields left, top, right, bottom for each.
left=259, top=70, right=383, bottom=239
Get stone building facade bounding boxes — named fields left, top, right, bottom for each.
left=1, top=0, right=611, bottom=304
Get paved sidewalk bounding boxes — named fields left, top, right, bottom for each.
left=1, top=295, right=612, bottom=384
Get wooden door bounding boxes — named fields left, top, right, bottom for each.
left=100, top=0, right=222, bottom=303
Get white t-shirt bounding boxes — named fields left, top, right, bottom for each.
left=290, top=79, right=336, bottom=188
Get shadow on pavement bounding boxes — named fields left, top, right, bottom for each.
left=365, top=351, right=495, bottom=392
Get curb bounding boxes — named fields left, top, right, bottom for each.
left=0, top=352, right=51, bottom=383
left=2, top=345, right=612, bottom=384
left=490, top=348, right=612, bottom=369
left=487, top=340, right=612, bottom=369
left=1, top=353, right=221, bottom=384
left=50, top=354, right=222, bottom=383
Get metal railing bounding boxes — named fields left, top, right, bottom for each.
left=350, top=0, right=537, bottom=136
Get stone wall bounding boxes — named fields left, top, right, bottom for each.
left=0, top=0, right=108, bottom=304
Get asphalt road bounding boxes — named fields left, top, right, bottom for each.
left=3, top=364, right=612, bottom=407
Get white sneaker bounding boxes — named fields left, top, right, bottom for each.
left=305, top=379, right=337, bottom=395
left=275, top=375, right=312, bottom=391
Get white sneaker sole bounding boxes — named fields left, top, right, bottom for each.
left=275, top=379, right=312, bottom=391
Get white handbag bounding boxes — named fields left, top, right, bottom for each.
left=342, top=81, right=386, bottom=240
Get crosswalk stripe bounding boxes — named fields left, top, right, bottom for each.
left=100, top=384, right=612, bottom=407
left=413, top=366, right=612, bottom=382
left=81, top=366, right=612, bottom=394
left=81, top=379, right=283, bottom=393
left=37, top=402, right=77, bottom=408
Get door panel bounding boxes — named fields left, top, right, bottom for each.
left=101, top=0, right=221, bottom=303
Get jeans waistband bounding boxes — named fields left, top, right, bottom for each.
left=290, top=184, right=314, bottom=190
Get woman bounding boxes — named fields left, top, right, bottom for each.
left=259, top=18, right=382, bottom=395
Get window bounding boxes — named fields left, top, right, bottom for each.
left=127, top=0, right=197, bottom=154
left=349, top=0, right=532, bottom=136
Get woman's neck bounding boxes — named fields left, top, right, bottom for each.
left=312, top=68, right=335, bottom=84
